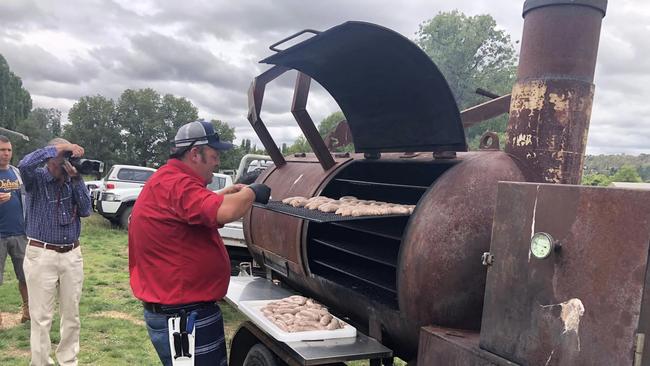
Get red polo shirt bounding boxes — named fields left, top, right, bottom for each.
left=129, top=159, right=230, bottom=305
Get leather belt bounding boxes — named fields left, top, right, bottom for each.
left=143, top=301, right=216, bottom=315
left=28, top=239, right=80, bottom=253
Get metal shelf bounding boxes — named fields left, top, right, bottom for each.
left=334, top=178, right=429, bottom=190
left=311, top=238, right=397, bottom=268
left=253, top=201, right=409, bottom=223
left=329, top=220, right=405, bottom=241
left=312, top=259, right=396, bottom=294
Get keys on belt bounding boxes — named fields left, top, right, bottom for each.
left=28, top=239, right=80, bottom=253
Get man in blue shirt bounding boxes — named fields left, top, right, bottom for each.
left=0, top=135, right=29, bottom=327
left=19, top=138, right=91, bottom=366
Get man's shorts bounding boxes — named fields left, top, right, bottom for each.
left=0, top=235, right=28, bottom=284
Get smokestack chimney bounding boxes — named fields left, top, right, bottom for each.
left=505, top=0, right=607, bottom=184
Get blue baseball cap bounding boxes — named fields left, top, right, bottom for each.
left=174, top=121, right=233, bottom=151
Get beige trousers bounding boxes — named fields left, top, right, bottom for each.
left=23, top=244, right=84, bottom=366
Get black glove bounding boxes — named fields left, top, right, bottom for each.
left=248, top=183, right=271, bottom=204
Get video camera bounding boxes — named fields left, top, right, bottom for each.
left=63, top=151, right=104, bottom=176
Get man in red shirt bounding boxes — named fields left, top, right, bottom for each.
left=129, top=120, right=270, bottom=366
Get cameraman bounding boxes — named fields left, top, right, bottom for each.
left=18, top=138, right=91, bottom=366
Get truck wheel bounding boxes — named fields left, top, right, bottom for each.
left=120, top=206, right=133, bottom=230
left=243, top=343, right=280, bottom=366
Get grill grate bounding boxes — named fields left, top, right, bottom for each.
left=253, top=201, right=410, bottom=223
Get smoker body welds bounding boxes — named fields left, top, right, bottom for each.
left=229, top=1, right=650, bottom=365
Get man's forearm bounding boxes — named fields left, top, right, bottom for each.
left=18, top=146, right=57, bottom=188
left=217, top=189, right=255, bottom=225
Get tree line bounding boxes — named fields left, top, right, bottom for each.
left=582, top=155, right=650, bottom=185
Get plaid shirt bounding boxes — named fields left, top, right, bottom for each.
left=18, top=146, right=92, bottom=244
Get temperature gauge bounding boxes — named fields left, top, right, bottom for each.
left=530, top=232, right=555, bottom=259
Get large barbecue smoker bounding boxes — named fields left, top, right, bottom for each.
left=227, top=1, right=650, bottom=365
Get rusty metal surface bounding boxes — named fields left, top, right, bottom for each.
left=246, top=152, right=524, bottom=361
left=291, top=72, right=336, bottom=170
left=506, top=79, right=594, bottom=184
left=523, top=0, right=607, bottom=18
left=480, top=183, right=650, bottom=365
left=245, top=157, right=350, bottom=273
left=247, top=65, right=289, bottom=168
left=516, top=4, right=605, bottom=82
left=505, top=3, right=605, bottom=184
left=418, top=326, right=519, bottom=366
left=278, top=266, right=420, bottom=362
left=461, top=94, right=512, bottom=128
left=398, top=152, right=524, bottom=333
left=478, top=132, right=500, bottom=151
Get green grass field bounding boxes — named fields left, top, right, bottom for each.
left=0, top=214, right=247, bottom=365
left=0, top=214, right=392, bottom=365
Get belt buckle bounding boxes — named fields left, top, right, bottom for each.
left=50, top=243, right=73, bottom=252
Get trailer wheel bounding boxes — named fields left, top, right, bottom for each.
left=243, top=343, right=280, bottom=366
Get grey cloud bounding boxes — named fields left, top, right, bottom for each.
left=89, top=33, right=249, bottom=89
left=0, top=0, right=50, bottom=29
left=0, top=41, right=100, bottom=84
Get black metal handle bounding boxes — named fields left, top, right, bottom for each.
left=269, top=29, right=321, bottom=52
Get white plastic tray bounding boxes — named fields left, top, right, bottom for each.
left=239, top=300, right=357, bottom=342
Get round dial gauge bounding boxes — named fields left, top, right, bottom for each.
left=530, top=232, right=554, bottom=259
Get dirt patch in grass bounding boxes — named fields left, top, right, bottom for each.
left=4, top=347, right=30, bottom=358
left=92, top=311, right=145, bottom=326
left=0, top=312, right=24, bottom=330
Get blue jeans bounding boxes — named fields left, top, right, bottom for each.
left=144, top=304, right=227, bottom=366
left=144, top=309, right=173, bottom=366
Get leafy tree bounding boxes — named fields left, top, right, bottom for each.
left=317, top=111, right=345, bottom=137
left=285, top=111, right=350, bottom=154
left=64, top=96, right=121, bottom=168
left=611, top=164, right=642, bottom=183
left=115, top=89, right=198, bottom=167
left=581, top=173, right=611, bottom=187
left=115, top=88, right=162, bottom=166
left=285, top=135, right=312, bottom=154
left=584, top=154, right=650, bottom=182
left=154, top=94, right=199, bottom=164
left=639, top=165, right=650, bottom=182
left=416, top=11, right=517, bottom=145
left=0, top=54, right=32, bottom=131
left=12, top=108, right=62, bottom=161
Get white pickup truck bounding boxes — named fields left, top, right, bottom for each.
left=94, top=165, right=157, bottom=228
left=93, top=155, right=271, bottom=251
left=96, top=166, right=233, bottom=229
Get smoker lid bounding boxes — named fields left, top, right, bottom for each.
left=261, top=21, right=467, bottom=153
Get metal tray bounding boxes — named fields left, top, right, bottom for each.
left=253, top=201, right=410, bottom=223
left=239, top=300, right=357, bottom=342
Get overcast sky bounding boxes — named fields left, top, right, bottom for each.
left=1, top=0, right=647, bottom=155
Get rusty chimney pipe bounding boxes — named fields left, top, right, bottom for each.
left=505, top=0, right=607, bottom=184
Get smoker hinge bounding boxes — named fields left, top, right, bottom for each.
left=635, top=333, right=645, bottom=366
left=481, top=252, right=494, bottom=266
